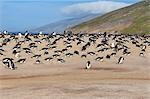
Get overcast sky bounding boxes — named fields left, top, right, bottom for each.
left=0, top=0, right=140, bottom=32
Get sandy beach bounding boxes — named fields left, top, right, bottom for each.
left=0, top=34, right=150, bottom=99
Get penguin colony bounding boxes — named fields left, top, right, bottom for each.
left=0, top=31, right=149, bottom=70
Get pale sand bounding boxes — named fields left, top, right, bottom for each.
left=0, top=35, right=150, bottom=99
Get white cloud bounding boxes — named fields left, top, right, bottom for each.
left=62, top=0, right=132, bottom=16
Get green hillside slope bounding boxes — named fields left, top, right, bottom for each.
left=70, top=0, right=150, bottom=34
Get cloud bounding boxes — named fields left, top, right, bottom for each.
left=62, top=0, right=132, bottom=16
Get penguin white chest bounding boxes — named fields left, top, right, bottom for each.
left=86, top=62, right=91, bottom=69
left=118, top=57, right=124, bottom=64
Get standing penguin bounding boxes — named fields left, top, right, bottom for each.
left=117, top=57, right=124, bottom=64
left=2, top=58, right=16, bottom=70
left=139, top=52, right=144, bottom=57
left=18, top=32, right=22, bottom=38
left=35, top=60, right=41, bottom=64
left=85, top=61, right=91, bottom=69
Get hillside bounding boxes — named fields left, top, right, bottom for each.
left=30, top=14, right=100, bottom=33
left=70, top=0, right=150, bottom=34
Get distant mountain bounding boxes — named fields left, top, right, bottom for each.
left=70, top=0, right=150, bottom=34
left=30, top=14, right=101, bottom=33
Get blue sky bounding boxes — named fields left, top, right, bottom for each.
left=0, top=0, right=140, bottom=32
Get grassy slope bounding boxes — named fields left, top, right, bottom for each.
left=71, top=1, right=150, bottom=34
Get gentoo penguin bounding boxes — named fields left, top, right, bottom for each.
left=2, top=58, right=16, bottom=70
left=44, top=51, right=49, bottom=55
left=106, top=55, right=111, bottom=59
left=3, top=30, right=8, bottom=34
left=81, top=54, right=87, bottom=58
left=95, top=57, right=104, bottom=62
left=85, top=61, right=91, bottom=69
left=52, top=32, right=56, bottom=36
left=18, top=32, right=22, bottom=38
left=31, top=54, right=41, bottom=59
left=88, top=52, right=95, bottom=56
left=117, top=57, right=124, bottom=64
left=111, top=52, right=116, bottom=56
left=35, top=60, right=41, bottom=64
left=74, top=50, right=79, bottom=55
left=139, top=52, right=144, bottom=57
left=16, top=58, right=26, bottom=64
left=25, top=31, right=29, bottom=37
left=44, top=57, right=53, bottom=61
left=39, top=31, right=43, bottom=36
left=57, top=59, right=65, bottom=63
left=141, top=49, right=145, bottom=52
left=65, top=53, right=73, bottom=57
left=111, top=42, right=115, bottom=50
left=141, top=45, right=146, bottom=50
